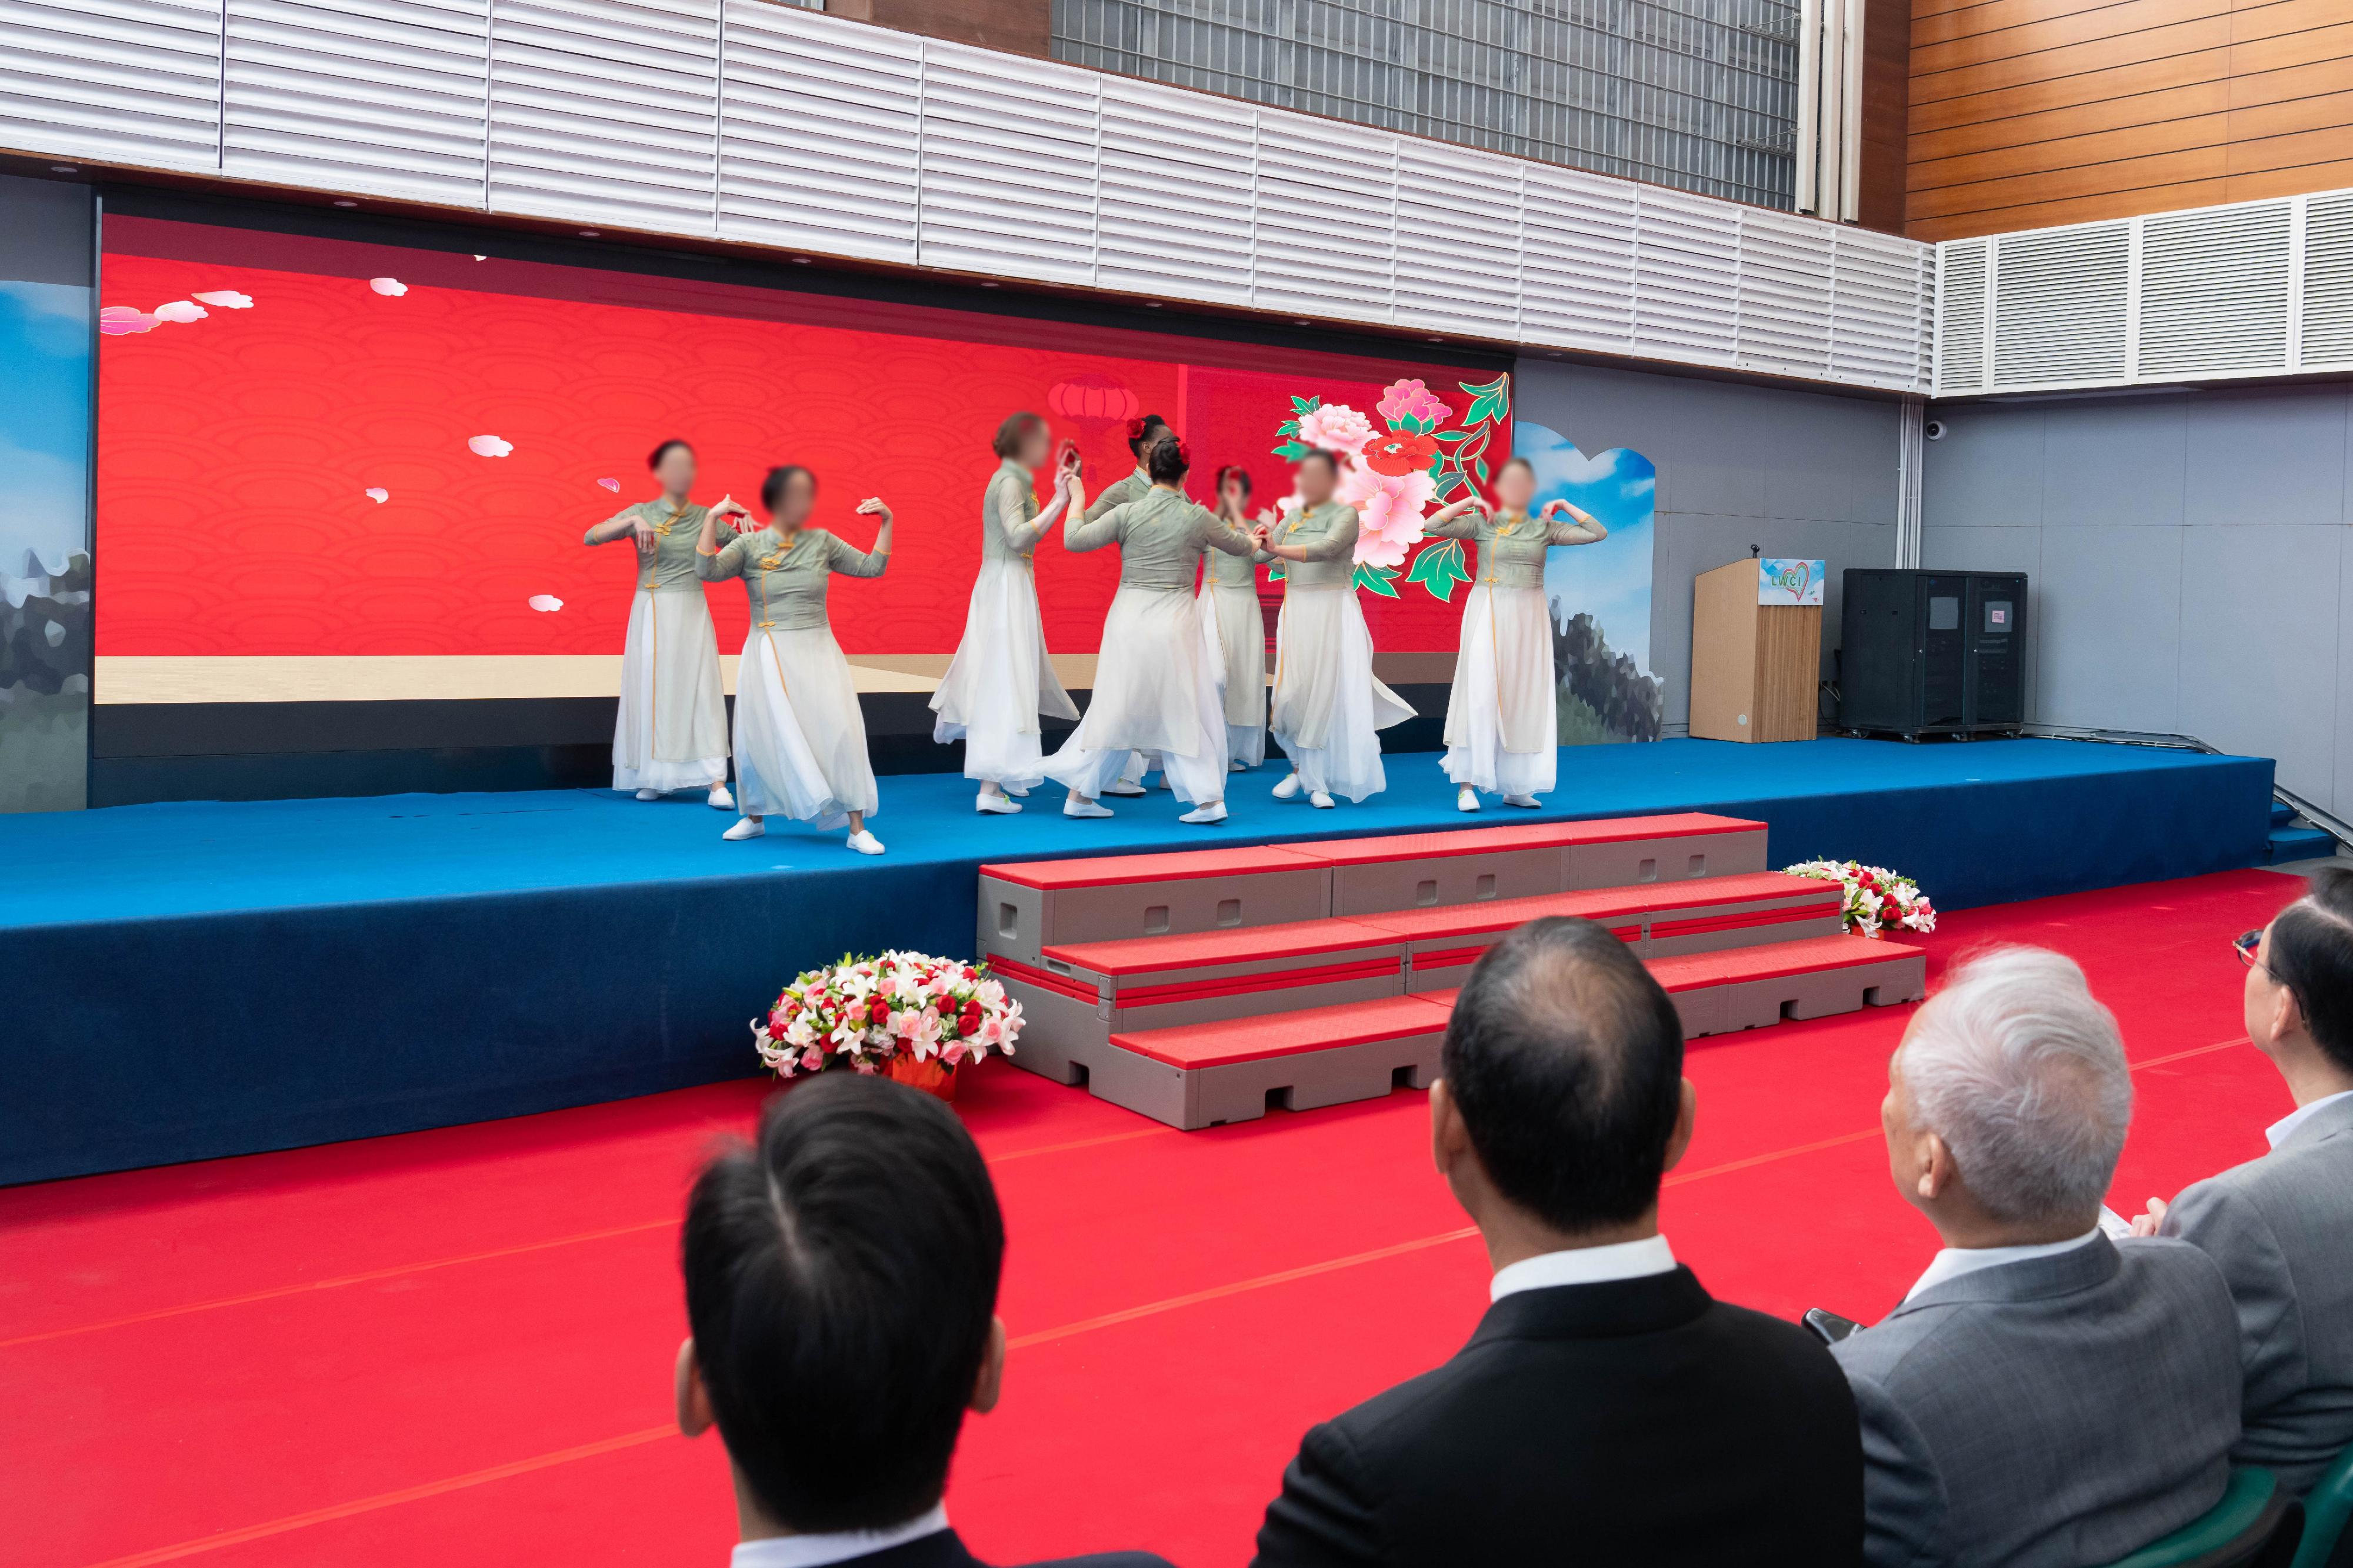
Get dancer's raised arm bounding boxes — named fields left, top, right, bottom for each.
left=1421, top=493, right=1488, bottom=541
left=695, top=495, right=753, bottom=581
left=831, top=499, right=893, bottom=576
left=1541, top=498, right=1607, bottom=545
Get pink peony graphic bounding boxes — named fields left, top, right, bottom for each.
left=528, top=594, right=564, bottom=612
left=1294, top=403, right=1375, bottom=457
left=596, top=477, right=621, bottom=493
left=191, top=290, right=253, bottom=309
left=99, top=306, right=160, bottom=336
left=1377, top=378, right=1450, bottom=428
left=1338, top=462, right=1437, bottom=569
left=364, top=487, right=389, bottom=504
left=153, top=300, right=208, bottom=323
left=468, top=435, right=514, bottom=458
left=368, top=277, right=408, bottom=297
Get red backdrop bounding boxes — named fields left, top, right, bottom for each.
left=98, top=218, right=1501, bottom=675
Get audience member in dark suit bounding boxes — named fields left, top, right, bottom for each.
left=1833, top=947, right=2242, bottom=1568
left=676, top=1073, right=1171, bottom=1568
left=1249, top=916, right=1864, bottom=1568
left=2128, top=868, right=2353, bottom=1496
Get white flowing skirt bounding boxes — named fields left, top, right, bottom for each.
left=1442, top=583, right=1558, bottom=798
left=613, top=588, right=729, bottom=792
left=734, top=625, right=878, bottom=826
left=1045, top=585, right=1227, bottom=805
left=1204, top=582, right=1267, bottom=768
left=1269, top=587, right=1413, bottom=802
left=929, top=558, right=1077, bottom=790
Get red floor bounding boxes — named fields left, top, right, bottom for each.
left=0, top=868, right=2309, bottom=1568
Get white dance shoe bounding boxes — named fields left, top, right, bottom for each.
left=976, top=790, right=1021, bottom=815
left=1103, top=782, right=1147, bottom=798
left=722, top=817, right=765, bottom=841
left=1501, top=793, right=1541, bottom=809
left=707, top=784, right=734, bottom=810
left=1271, top=773, right=1302, bottom=800
left=846, top=829, right=885, bottom=855
left=1228, top=759, right=1246, bottom=772
left=1064, top=798, right=1114, bottom=819
left=1179, top=801, right=1228, bottom=825
left=1309, top=790, right=1335, bottom=809
left=635, top=788, right=662, bottom=802
left=1457, top=786, right=1480, bottom=812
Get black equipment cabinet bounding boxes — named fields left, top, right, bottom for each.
left=1838, top=569, right=2027, bottom=740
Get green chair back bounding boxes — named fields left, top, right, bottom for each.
left=2108, top=1468, right=2292, bottom=1568
left=2290, top=1442, right=2353, bottom=1568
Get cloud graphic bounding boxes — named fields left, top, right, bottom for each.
left=528, top=594, right=564, bottom=612
left=153, top=301, right=208, bottom=324
left=191, top=290, right=253, bottom=309
left=369, top=278, right=408, bottom=297
left=472, top=255, right=486, bottom=262
left=596, top=477, right=620, bottom=492
left=468, top=435, right=513, bottom=458
left=99, top=306, right=160, bottom=336
left=364, top=487, right=389, bottom=503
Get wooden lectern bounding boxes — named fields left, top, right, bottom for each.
left=1689, top=558, right=1823, bottom=743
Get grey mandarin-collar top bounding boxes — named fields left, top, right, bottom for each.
left=1065, top=485, right=1252, bottom=591
left=696, top=525, right=887, bottom=630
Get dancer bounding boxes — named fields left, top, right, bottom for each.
left=699, top=468, right=891, bottom=855
left=930, top=413, right=1084, bottom=814
left=1252, top=450, right=1414, bottom=808
left=1205, top=465, right=1268, bottom=770
left=583, top=439, right=734, bottom=809
left=1087, top=413, right=1175, bottom=797
left=1045, top=438, right=1253, bottom=823
left=1422, top=455, right=1608, bottom=811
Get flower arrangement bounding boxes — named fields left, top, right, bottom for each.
left=1269, top=373, right=1511, bottom=600
left=753, top=950, right=1021, bottom=1098
left=1782, top=861, right=1938, bottom=939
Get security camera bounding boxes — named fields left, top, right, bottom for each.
left=1924, top=419, right=1947, bottom=441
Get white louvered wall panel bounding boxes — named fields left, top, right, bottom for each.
left=1095, top=78, right=1254, bottom=305
left=224, top=0, right=485, bottom=205
left=1633, top=187, right=1739, bottom=368
left=918, top=45, right=1096, bottom=284
left=1737, top=208, right=1834, bottom=380
left=717, top=4, right=918, bottom=263
left=1393, top=142, right=1519, bottom=337
left=1832, top=228, right=1932, bottom=391
left=1254, top=109, right=1395, bottom=325
left=1990, top=224, right=2128, bottom=390
left=0, top=0, right=222, bottom=172
left=1518, top=163, right=1637, bottom=356
left=2302, top=192, right=2353, bottom=369
left=488, top=0, right=717, bottom=231
left=2137, top=201, right=2291, bottom=379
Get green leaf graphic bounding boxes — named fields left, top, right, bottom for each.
left=1354, top=562, right=1401, bottom=598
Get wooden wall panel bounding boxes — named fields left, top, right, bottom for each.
left=1907, top=0, right=2353, bottom=238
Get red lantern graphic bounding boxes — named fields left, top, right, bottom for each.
left=1048, top=373, right=1141, bottom=426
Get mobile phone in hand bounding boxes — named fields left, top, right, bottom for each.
left=1802, top=1307, right=1861, bottom=1346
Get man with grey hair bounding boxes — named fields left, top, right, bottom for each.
left=1830, top=946, right=2244, bottom=1568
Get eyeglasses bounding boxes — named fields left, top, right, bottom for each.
left=2234, top=929, right=2264, bottom=969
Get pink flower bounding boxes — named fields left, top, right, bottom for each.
left=1295, top=403, right=1374, bottom=457
left=1377, top=378, right=1450, bottom=427
left=1337, top=463, right=1437, bottom=569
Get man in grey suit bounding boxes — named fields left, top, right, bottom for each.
left=1831, top=947, right=2244, bottom=1568
left=2130, top=866, right=2353, bottom=1496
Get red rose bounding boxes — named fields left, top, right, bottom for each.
left=868, top=999, right=889, bottom=1023
left=1361, top=431, right=1439, bottom=477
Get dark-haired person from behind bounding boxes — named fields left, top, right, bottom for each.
left=678, top=1073, right=1174, bottom=1568
left=1251, top=918, right=1862, bottom=1567
left=2128, top=865, right=2353, bottom=1496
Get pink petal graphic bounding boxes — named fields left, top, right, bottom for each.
left=472, top=255, right=486, bottom=262
left=364, top=488, right=389, bottom=504
left=191, top=290, right=254, bottom=309
left=468, top=435, right=514, bottom=458
left=596, top=477, right=621, bottom=493
left=153, top=300, right=208, bottom=324
left=528, top=594, right=564, bottom=613
left=99, top=306, right=160, bottom=336
left=368, top=277, right=408, bottom=297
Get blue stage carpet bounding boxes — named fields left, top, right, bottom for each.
left=0, top=738, right=2272, bottom=1184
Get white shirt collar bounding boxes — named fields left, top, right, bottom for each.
left=2267, top=1088, right=2353, bottom=1150
left=1489, top=1234, right=1677, bottom=1302
left=730, top=1504, right=948, bottom=1568
left=1903, top=1227, right=2101, bottom=1303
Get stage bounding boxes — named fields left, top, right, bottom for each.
left=0, top=736, right=2272, bottom=1185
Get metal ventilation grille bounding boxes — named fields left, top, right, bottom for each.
left=918, top=44, right=1098, bottom=284
left=2138, top=201, right=2291, bottom=379
left=0, top=0, right=222, bottom=171
left=487, top=0, right=718, bottom=231
left=1394, top=142, right=1519, bottom=338
left=718, top=2, right=918, bottom=263
left=1935, top=239, right=1987, bottom=395
left=1634, top=186, right=1740, bottom=368
left=1254, top=111, right=1396, bottom=324
left=224, top=0, right=486, bottom=204
left=1834, top=228, right=1934, bottom=389
left=1518, top=162, right=1638, bottom=356
left=2304, top=192, right=2353, bottom=369
left=1095, top=76, right=1254, bottom=304
left=1992, top=224, right=2128, bottom=388
left=1737, top=206, right=1834, bottom=379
